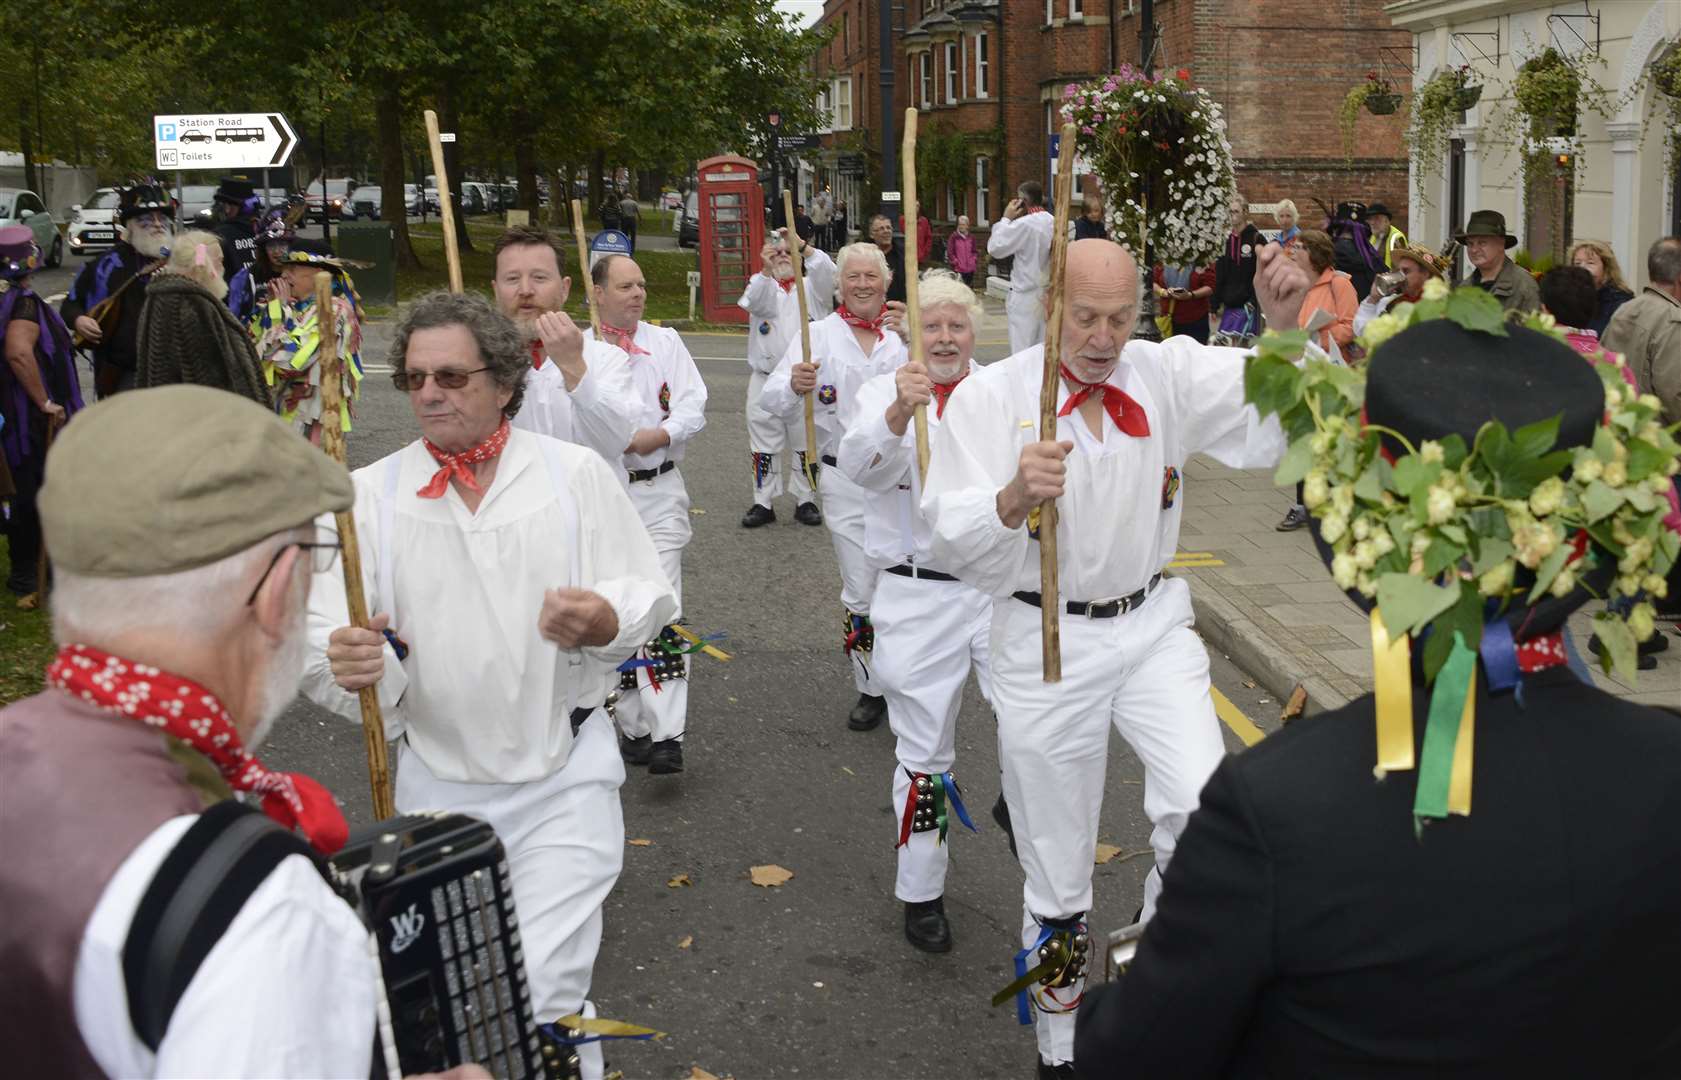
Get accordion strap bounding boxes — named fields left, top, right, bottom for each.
left=122, top=800, right=322, bottom=1051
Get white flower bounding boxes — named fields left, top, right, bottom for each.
left=1419, top=440, right=1444, bottom=465
left=1332, top=552, right=1359, bottom=589
left=1421, top=278, right=1449, bottom=301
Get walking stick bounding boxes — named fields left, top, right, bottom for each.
left=423, top=109, right=464, bottom=294
left=901, top=108, right=931, bottom=486
left=1038, top=123, right=1080, bottom=684
left=314, top=271, right=396, bottom=820
left=17, top=412, right=64, bottom=611
left=568, top=198, right=601, bottom=336
left=782, top=191, right=820, bottom=489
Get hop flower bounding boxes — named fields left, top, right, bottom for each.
left=1513, top=522, right=1557, bottom=569
left=1353, top=538, right=1379, bottom=570
left=1549, top=566, right=1576, bottom=598
left=1321, top=510, right=1349, bottom=545
left=1573, top=453, right=1603, bottom=482
left=1421, top=278, right=1450, bottom=301
left=1303, top=469, right=1330, bottom=509
left=1419, top=440, right=1445, bottom=465
left=1426, top=484, right=1456, bottom=525
left=1642, top=574, right=1670, bottom=599
left=1332, top=551, right=1359, bottom=589
left=1638, top=393, right=1662, bottom=411
left=1629, top=602, right=1657, bottom=643
left=1332, top=484, right=1355, bottom=516
left=1603, top=460, right=1628, bottom=488
left=1605, top=384, right=1624, bottom=410
left=1352, top=516, right=1371, bottom=541
left=1362, top=313, right=1405, bottom=350
left=1528, top=476, right=1566, bottom=517
left=1372, top=530, right=1395, bottom=557
left=1478, top=560, right=1515, bottom=597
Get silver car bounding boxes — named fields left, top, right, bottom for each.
left=65, top=187, right=121, bottom=257
left=0, top=189, right=63, bottom=267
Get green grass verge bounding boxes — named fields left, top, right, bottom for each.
left=0, top=547, right=54, bottom=706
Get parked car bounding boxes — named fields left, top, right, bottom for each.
left=459, top=182, right=489, bottom=215
left=500, top=184, right=518, bottom=211
left=65, top=187, right=121, bottom=257
left=0, top=189, right=62, bottom=267
left=678, top=189, right=699, bottom=248
left=347, top=185, right=382, bottom=220
left=404, top=183, right=422, bottom=214
left=304, top=178, right=358, bottom=222
left=178, top=184, right=218, bottom=223
left=423, top=187, right=441, bottom=214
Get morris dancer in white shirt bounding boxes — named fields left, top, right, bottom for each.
left=738, top=231, right=828, bottom=529
left=584, top=254, right=709, bottom=776
left=987, top=180, right=1056, bottom=353
left=837, top=271, right=991, bottom=954
left=762, top=241, right=908, bottom=733
left=921, top=238, right=1312, bottom=1079
left=491, top=226, right=640, bottom=463
left=307, top=292, right=676, bottom=1080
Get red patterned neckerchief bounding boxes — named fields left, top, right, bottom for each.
left=47, top=644, right=349, bottom=854
left=600, top=323, right=651, bottom=356
left=837, top=304, right=887, bottom=342
left=930, top=374, right=967, bottom=418
left=775, top=276, right=796, bottom=293
left=419, top=418, right=511, bottom=499
left=529, top=340, right=545, bottom=369
left=1057, top=365, right=1151, bottom=438
left=1515, top=631, right=1569, bottom=673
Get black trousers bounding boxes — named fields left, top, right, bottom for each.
left=1171, top=318, right=1210, bottom=345
left=2, top=418, right=45, bottom=593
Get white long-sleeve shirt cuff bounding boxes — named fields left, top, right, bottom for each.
left=837, top=402, right=911, bottom=491
left=926, top=486, right=1029, bottom=597
left=587, top=575, right=678, bottom=664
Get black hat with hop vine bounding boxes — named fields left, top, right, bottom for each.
left=1245, top=285, right=1681, bottom=829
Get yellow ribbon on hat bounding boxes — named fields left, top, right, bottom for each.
left=1370, top=610, right=1414, bottom=776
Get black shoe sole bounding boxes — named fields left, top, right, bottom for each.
left=648, top=742, right=684, bottom=774
left=905, top=929, right=952, bottom=953
left=620, top=738, right=653, bottom=766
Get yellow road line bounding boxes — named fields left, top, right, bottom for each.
left=1212, top=688, right=1266, bottom=747
left=1171, top=559, right=1225, bottom=568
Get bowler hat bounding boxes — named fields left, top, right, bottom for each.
left=1453, top=209, right=1518, bottom=249
left=0, top=224, right=42, bottom=281
left=213, top=177, right=258, bottom=205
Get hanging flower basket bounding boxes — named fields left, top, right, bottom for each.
left=1452, top=84, right=1483, bottom=111
left=1365, top=92, right=1403, bottom=115
left=1062, top=65, right=1238, bottom=266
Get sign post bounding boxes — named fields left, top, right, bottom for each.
left=153, top=113, right=297, bottom=172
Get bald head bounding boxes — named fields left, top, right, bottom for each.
left=1054, top=239, right=1140, bottom=382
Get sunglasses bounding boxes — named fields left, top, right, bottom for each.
left=392, top=367, right=489, bottom=391
left=246, top=541, right=342, bottom=606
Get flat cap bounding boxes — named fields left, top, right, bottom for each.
left=39, top=386, right=354, bottom=578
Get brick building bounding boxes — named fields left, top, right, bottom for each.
left=801, top=0, right=1410, bottom=249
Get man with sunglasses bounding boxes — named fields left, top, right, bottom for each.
left=304, top=290, right=675, bottom=1080
left=61, top=181, right=175, bottom=398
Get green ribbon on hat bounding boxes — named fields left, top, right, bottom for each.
left=1413, top=631, right=1476, bottom=829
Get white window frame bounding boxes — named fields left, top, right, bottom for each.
left=1045, top=0, right=1055, bottom=25
left=975, top=156, right=991, bottom=227
left=1070, top=0, right=1083, bottom=18
left=946, top=184, right=957, bottom=221
left=833, top=76, right=852, bottom=131
left=959, top=35, right=968, bottom=99
left=975, top=33, right=990, bottom=99
left=816, top=84, right=831, bottom=134
left=919, top=51, right=933, bottom=110
left=945, top=41, right=958, bottom=104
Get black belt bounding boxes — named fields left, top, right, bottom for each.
left=627, top=460, right=676, bottom=483
left=1012, top=574, right=1161, bottom=619
left=569, top=706, right=595, bottom=736
left=821, top=454, right=837, bottom=467
left=886, top=563, right=958, bottom=582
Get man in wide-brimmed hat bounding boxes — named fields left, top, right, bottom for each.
left=1072, top=292, right=1681, bottom=1077
left=1454, top=209, right=1539, bottom=314
left=251, top=250, right=366, bottom=443
left=1365, top=201, right=1407, bottom=268
left=1354, top=242, right=1448, bottom=337
left=61, top=181, right=173, bottom=397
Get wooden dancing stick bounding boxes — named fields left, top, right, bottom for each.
left=568, top=198, right=601, bottom=336
left=1038, top=122, right=1080, bottom=684
left=314, top=271, right=396, bottom=820
left=901, top=108, right=932, bottom=487
left=423, top=109, right=464, bottom=294
left=781, top=190, right=820, bottom=490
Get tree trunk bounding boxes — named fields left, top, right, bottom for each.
left=377, top=83, right=421, bottom=271
left=589, top=148, right=607, bottom=224
left=512, top=114, right=539, bottom=213
left=436, top=84, right=474, bottom=253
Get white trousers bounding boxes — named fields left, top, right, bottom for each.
left=746, top=369, right=815, bottom=508
left=615, top=471, right=690, bottom=743
left=871, top=570, right=992, bottom=902
left=990, top=576, right=1225, bottom=1066
left=394, top=714, right=626, bottom=1080
left=1006, top=288, right=1046, bottom=354
left=817, top=465, right=880, bottom=695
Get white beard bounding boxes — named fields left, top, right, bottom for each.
left=129, top=227, right=173, bottom=259
left=927, top=353, right=965, bottom=382
left=247, top=610, right=307, bottom=752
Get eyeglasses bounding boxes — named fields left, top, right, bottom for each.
left=246, top=541, right=342, bottom=606
left=392, top=367, right=489, bottom=391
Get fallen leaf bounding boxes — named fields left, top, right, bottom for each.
left=1094, top=843, right=1124, bottom=865
left=689, top=507, right=707, bottom=516
left=628, top=838, right=654, bottom=847
left=1242, top=678, right=1257, bottom=689
left=749, top=864, right=794, bottom=887
left=689, top=1068, right=721, bottom=1080
left=678, top=934, right=693, bottom=949
left=667, top=873, right=692, bottom=888
left=1281, top=685, right=1308, bottom=724
left=840, top=766, right=855, bottom=776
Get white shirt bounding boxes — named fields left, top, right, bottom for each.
left=512, top=339, right=640, bottom=465
left=986, top=209, right=1056, bottom=293
left=760, top=311, right=909, bottom=457
left=75, top=816, right=375, bottom=1078
left=1353, top=291, right=1399, bottom=337
left=921, top=339, right=1296, bottom=601
left=803, top=247, right=838, bottom=317
left=304, top=429, right=677, bottom=783
left=837, top=364, right=976, bottom=570
left=738, top=272, right=822, bottom=375
left=582, top=323, right=709, bottom=475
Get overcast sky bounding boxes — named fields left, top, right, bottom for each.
left=775, top=1, right=822, bottom=29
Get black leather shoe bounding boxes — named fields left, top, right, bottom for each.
left=904, top=897, right=952, bottom=953
left=741, top=504, right=776, bottom=528
left=847, top=693, right=886, bottom=731
left=794, top=501, right=823, bottom=526
left=992, top=793, right=1018, bottom=859
left=1276, top=504, right=1309, bottom=531
left=648, top=738, right=684, bottom=774
left=619, top=733, right=653, bottom=765
left=1036, top=1059, right=1076, bottom=1080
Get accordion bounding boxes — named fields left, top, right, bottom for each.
left=330, top=812, right=571, bottom=1079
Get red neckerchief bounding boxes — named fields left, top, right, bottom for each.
left=529, top=340, right=545, bottom=369
left=775, top=276, right=796, bottom=293
left=1515, top=631, right=1569, bottom=673
left=600, top=323, right=651, bottom=356
left=930, top=374, right=966, bottom=418
left=47, top=644, right=349, bottom=854
left=419, top=418, right=511, bottom=499
left=836, top=304, right=887, bottom=342
left=1057, top=365, right=1150, bottom=437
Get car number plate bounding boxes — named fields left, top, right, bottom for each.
left=85, top=231, right=113, bottom=241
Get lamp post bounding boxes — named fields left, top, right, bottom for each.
left=1133, top=0, right=1161, bottom=342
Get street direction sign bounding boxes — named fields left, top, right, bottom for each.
left=153, top=113, right=297, bottom=170
left=777, top=134, right=820, bottom=151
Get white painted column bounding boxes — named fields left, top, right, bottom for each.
left=1607, top=122, right=1641, bottom=274
left=1460, top=127, right=1481, bottom=230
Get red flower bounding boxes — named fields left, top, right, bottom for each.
left=1176, top=68, right=1191, bottom=81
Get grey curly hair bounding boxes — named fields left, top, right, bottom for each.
left=389, top=290, right=527, bottom=418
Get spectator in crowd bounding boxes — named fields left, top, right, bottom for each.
left=946, top=214, right=978, bottom=286
left=810, top=188, right=833, bottom=250
left=135, top=230, right=268, bottom=406
left=618, top=191, right=640, bottom=252
left=831, top=200, right=849, bottom=252
left=209, top=177, right=262, bottom=283
left=795, top=204, right=816, bottom=244
left=598, top=191, right=623, bottom=232
left=1604, top=236, right=1681, bottom=428
left=1570, top=239, right=1635, bottom=337
left=898, top=212, right=932, bottom=265
left=1365, top=201, right=1406, bottom=268
left=870, top=214, right=908, bottom=303
left=1277, top=229, right=1356, bottom=532
left=1211, top=192, right=1262, bottom=345
left=1152, top=262, right=1216, bottom=344
left=1074, top=189, right=1108, bottom=241
left=1273, top=199, right=1300, bottom=254
left=1455, top=210, right=1540, bottom=314
left=1353, top=244, right=1444, bottom=336
left=1329, top=202, right=1379, bottom=300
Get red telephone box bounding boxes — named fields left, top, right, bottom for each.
left=696, top=155, right=763, bottom=324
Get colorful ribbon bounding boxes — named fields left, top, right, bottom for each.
left=1413, top=631, right=1476, bottom=826
left=1370, top=610, right=1414, bottom=777
left=895, top=771, right=978, bottom=848
left=539, top=1016, right=664, bottom=1047
left=1011, top=925, right=1055, bottom=1025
